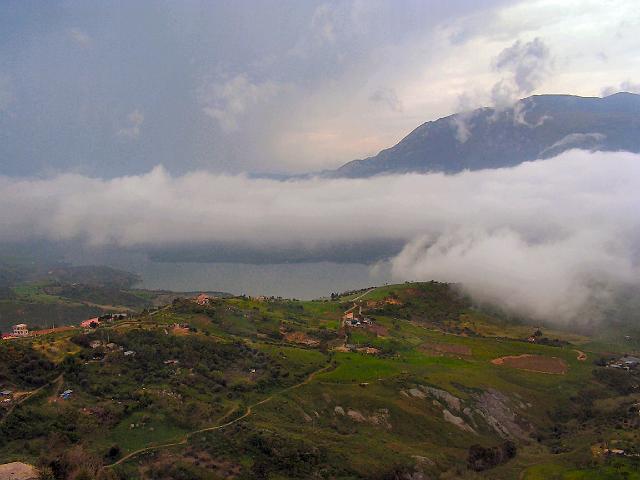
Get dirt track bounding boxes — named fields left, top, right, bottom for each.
left=104, top=362, right=333, bottom=469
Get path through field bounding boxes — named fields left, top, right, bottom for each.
left=0, top=374, right=63, bottom=427
left=574, top=349, right=587, bottom=361
left=104, top=362, right=334, bottom=469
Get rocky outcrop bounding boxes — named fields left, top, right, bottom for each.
left=474, top=389, right=532, bottom=441
left=443, top=409, right=476, bottom=434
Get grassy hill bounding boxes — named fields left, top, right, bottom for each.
left=0, top=262, right=231, bottom=333
left=0, top=282, right=638, bottom=479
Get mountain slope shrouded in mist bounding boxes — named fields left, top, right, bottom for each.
left=331, top=93, right=640, bottom=177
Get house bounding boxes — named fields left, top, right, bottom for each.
left=124, top=350, right=136, bottom=356
left=89, top=340, right=102, bottom=349
left=60, top=389, right=73, bottom=400
left=195, top=294, right=210, bottom=306
left=12, top=324, right=29, bottom=337
left=80, top=318, right=100, bottom=328
left=163, top=359, right=179, bottom=365
left=343, top=312, right=354, bottom=321
left=0, top=390, right=12, bottom=396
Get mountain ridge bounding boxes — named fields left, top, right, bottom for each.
left=329, top=92, right=640, bottom=177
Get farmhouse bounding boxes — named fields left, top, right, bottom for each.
left=195, top=293, right=211, bottom=305
left=12, top=324, right=29, bottom=337
left=80, top=318, right=100, bottom=328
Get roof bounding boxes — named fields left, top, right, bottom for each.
left=13, top=324, right=27, bottom=328
left=621, top=356, right=640, bottom=363
left=0, top=390, right=12, bottom=395
left=80, top=318, right=100, bottom=327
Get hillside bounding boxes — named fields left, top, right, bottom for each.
left=331, top=93, right=640, bottom=177
left=0, top=262, right=230, bottom=332
left=0, top=282, right=639, bottom=479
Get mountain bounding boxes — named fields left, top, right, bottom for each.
left=332, top=92, right=640, bottom=177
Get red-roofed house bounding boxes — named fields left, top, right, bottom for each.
left=80, top=318, right=100, bottom=328
left=195, top=294, right=210, bottom=306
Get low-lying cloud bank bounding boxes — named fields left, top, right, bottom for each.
left=2, top=149, right=639, bottom=324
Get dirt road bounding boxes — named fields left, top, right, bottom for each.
left=104, top=362, right=333, bottom=468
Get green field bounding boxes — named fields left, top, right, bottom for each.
left=0, top=281, right=638, bottom=479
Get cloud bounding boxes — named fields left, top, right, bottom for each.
left=448, top=38, right=553, bottom=143
left=391, top=229, right=635, bottom=324
left=369, top=87, right=403, bottom=112
left=448, top=93, right=479, bottom=143
left=117, top=109, right=144, bottom=139
left=491, top=37, right=552, bottom=108
left=199, top=74, right=283, bottom=132
left=1, top=149, right=639, bottom=324
left=540, top=132, right=605, bottom=156
left=601, top=79, right=640, bottom=96
left=69, top=28, right=91, bottom=47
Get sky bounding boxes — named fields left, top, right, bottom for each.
left=0, top=0, right=639, bottom=177
left=1, top=2, right=639, bottom=323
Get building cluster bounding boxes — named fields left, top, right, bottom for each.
left=342, top=311, right=373, bottom=328
left=607, top=355, right=640, bottom=370
left=2, top=313, right=129, bottom=340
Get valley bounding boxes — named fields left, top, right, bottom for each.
left=1, top=281, right=639, bottom=479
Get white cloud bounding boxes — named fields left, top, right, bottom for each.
left=1, top=150, right=639, bottom=323
left=69, top=28, right=91, bottom=47
left=540, top=132, right=605, bottom=156
left=601, top=79, right=640, bottom=96
left=117, top=109, right=144, bottom=139
left=199, top=74, right=283, bottom=132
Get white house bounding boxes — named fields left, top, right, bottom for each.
left=12, top=324, right=29, bottom=337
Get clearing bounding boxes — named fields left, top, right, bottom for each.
left=491, top=354, right=568, bottom=374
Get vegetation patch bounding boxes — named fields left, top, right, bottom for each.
left=420, top=342, right=472, bottom=357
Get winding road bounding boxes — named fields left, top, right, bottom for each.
left=104, top=362, right=333, bottom=469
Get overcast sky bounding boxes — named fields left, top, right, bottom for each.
left=0, top=0, right=638, bottom=177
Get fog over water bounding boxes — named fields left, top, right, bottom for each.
left=3, top=149, right=640, bottom=323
